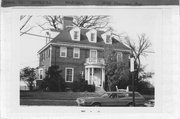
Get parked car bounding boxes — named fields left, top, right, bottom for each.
left=144, top=99, right=154, bottom=107
left=76, top=91, right=145, bottom=106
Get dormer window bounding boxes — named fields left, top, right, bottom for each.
left=106, top=35, right=111, bottom=44
left=74, top=31, right=79, bottom=40
left=101, top=32, right=112, bottom=44
left=86, top=29, right=97, bottom=43
left=91, top=33, right=95, bottom=42
left=70, top=27, right=81, bottom=41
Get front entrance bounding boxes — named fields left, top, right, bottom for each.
left=85, top=66, right=105, bottom=89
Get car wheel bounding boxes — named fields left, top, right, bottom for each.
left=128, top=102, right=134, bottom=107
left=92, top=103, right=101, bottom=107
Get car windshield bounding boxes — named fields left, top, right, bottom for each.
left=101, top=93, right=110, bottom=97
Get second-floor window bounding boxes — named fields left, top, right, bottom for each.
left=117, top=52, right=123, bottom=62
left=90, top=50, right=97, bottom=59
left=60, top=47, right=67, bottom=57
left=73, top=48, right=80, bottom=58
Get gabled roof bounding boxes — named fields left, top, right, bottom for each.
left=49, top=27, right=130, bottom=51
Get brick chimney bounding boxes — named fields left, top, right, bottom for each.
left=62, top=16, right=73, bottom=30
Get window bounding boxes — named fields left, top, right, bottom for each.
left=60, top=47, right=67, bottom=57
left=73, top=48, right=80, bottom=58
left=39, top=70, right=43, bottom=80
left=90, top=50, right=97, bottom=59
left=91, top=33, right=95, bottom=42
left=117, top=52, right=123, bottom=62
left=117, top=93, right=126, bottom=98
left=65, top=68, right=74, bottom=82
left=74, top=31, right=79, bottom=40
left=106, top=35, right=111, bottom=44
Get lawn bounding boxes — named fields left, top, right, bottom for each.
left=20, top=91, right=100, bottom=100
left=20, top=91, right=154, bottom=100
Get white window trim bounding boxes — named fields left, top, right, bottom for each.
left=70, top=27, right=81, bottom=41
left=60, top=47, right=67, bottom=57
left=65, top=67, right=74, bottom=82
left=117, top=52, right=123, bottom=62
left=90, top=49, right=97, bottom=59
left=86, top=29, right=97, bottom=43
left=73, top=48, right=80, bottom=58
left=39, top=69, right=43, bottom=80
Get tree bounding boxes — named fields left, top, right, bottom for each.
left=105, top=49, right=129, bottom=91
left=42, top=15, right=110, bottom=30
left=124, top=33, right=152, bottom=85
left=20, top=67, right=36, bottom=91
left=41, top=65, right=66, bottom=92
left=20, top=15, right=34, bottom=36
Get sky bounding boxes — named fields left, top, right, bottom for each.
left=20, top=9, right=161, bottom=76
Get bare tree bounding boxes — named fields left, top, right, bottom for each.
left=42, top=15, right=110, bottom=30
left=20, top=15, right=33, bottom=36
left=125, top=33, right=152, bottom=82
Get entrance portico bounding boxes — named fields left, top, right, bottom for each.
left=84, top=58, right=105, bottom=89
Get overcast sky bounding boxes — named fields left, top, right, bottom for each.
left=20, top=9, right=161, bottom=76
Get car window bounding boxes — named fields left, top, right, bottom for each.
left=127, top=93, right=141, bottom=97
left=109, top=93, right=117, bottom=98
left=117, top=93, right=126, bottom=98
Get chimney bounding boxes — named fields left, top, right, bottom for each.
left=62, top=16, right=73, bottom=30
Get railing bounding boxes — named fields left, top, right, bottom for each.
left=85, top=58, right=105, bottom=65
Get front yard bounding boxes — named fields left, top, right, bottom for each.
left=20, top=91, right=100, bottom=100
left=20, top=91, right=154, bottom=100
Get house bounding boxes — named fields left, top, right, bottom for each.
left=37, top=16, right=131, bottom=91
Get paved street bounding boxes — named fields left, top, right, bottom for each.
left=20, top=99, right=77, bottom=106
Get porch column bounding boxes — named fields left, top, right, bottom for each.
left=92, top=68, right=94, bottom=85
left=87, top=68, right=90, bottom=84
left=85, top=68, right=87, bottom=81
left=101, top=68, right=105, bottom=88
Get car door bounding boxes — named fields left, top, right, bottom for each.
left=117, top=93, right=129, bottom=106
left=101, top=93, right=119, bottom=106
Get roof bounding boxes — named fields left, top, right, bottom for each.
left=49, top=27, right=130, bottom=51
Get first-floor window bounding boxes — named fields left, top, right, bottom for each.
left=39, top=70, right=43, bottom=80
left=65, top=68, right=74, bottom=82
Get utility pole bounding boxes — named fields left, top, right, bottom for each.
left=130, top=54, right=135, bottom=106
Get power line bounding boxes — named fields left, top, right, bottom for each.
left=20, top=32, right=53, bottom=39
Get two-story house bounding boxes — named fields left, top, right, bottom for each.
left=37, top=16, right=131, bottom=90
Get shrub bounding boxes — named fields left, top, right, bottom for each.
left=87, top=84, right=95, bottom=92
left=40, top=65, right=66, bottom=92
left=72, top=80, right=88, bottom=92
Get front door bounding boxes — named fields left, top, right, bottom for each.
left=93, top=68, right=102, bottom=87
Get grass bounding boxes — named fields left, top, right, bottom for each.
left=20, top=91, right=100, bottom=100
left=20, top=91, right=154, bottom=100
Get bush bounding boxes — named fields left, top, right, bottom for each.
left=87, top=84, right=95, bottom=92
left=39, top=65, right=66, bottom=92
left=72, top=80, right=88, bottom=92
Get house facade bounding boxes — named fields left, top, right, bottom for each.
left=37, top=16, right=131, bottom=90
